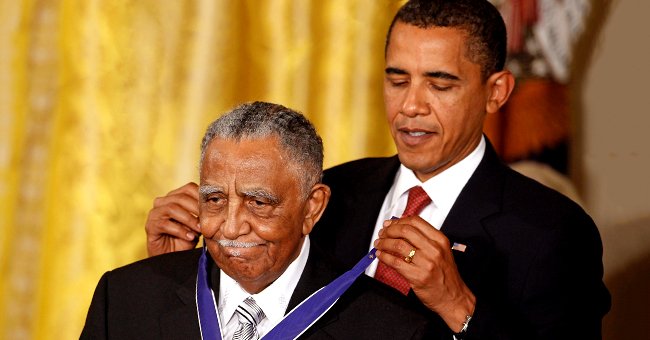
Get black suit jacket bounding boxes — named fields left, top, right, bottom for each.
left=312, top=139, right=611, bottom=339
left=80, top=244, right=438, bottom=339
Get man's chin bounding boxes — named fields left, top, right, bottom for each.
left=397, top=154, right=445, bottom=181
left=221, top=264, right=277, bottom=294
left=216, top=257, right=262, bottom=277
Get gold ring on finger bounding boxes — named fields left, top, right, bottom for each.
left=404, top=249, right=416, bottom=263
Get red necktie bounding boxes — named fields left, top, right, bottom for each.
left=375, top=186, right=431, bottom=294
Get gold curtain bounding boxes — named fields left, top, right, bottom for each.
left=0, top=0, right=403, bottom=338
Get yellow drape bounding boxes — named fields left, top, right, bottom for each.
left=0, top=1, right=404, bottom=338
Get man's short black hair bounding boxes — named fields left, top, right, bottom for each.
left=386, top=0, right=507, bottom=81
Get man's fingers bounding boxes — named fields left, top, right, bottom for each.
left=374, top=236, right=414, bottom=258
left=379, top=217, right=450, bottom=250
left=145, top=183, right=201, bottom=257
left=147, top=234, right=199, bottom=257
left=147, top=219, right=197, bottom=241
left=153, top=192, right=199, bottom=214
left=166, top=182, right=199, bottom=200
left=175, top=196, right=200, bottom=221
left=164, top=202, right=200, bottom=234
left=146, top=201, right=199, bottom=241
left=150, top=193, right=200, bottom=234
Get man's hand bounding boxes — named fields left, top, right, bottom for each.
left=374, top=216, right=476, bottom=333
left=145, top=182, right=201, bottom=257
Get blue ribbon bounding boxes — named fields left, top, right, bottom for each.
left=196, top=244, right=377, bottom=340
left=263, top=248, right=377, bottom=339
left=196, top=245, right=221, bottom=340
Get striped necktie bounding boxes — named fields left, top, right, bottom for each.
left=375, top=186, right=431, bottom=294
left=233, top=297, right=266, bottom=340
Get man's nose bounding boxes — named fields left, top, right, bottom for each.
left=220, top=202, right=250, bottom=239
left=401, top=84, right=429, bottom=117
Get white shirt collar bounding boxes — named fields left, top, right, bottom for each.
left=218, top=236, right=310, bottom=336
left=386, top=136, right=485, bottom=223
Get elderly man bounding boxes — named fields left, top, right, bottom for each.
left=80, top=101, right=437, bottom=339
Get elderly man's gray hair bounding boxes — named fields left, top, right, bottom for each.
left=200, top=101, right=324, bottom=194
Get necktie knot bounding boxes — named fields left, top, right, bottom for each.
left=233, top=297, right=266, bottom=340
left=402, top=186, right=431, bottom=217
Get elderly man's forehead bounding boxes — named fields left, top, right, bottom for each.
left=203, top=136, right=294, bottom=165
left=206, top=134, right=284, bottom=151
left=201, top=136, right=301, bottom=177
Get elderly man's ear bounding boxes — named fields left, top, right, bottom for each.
left=302, top=184, right=331, bottom=235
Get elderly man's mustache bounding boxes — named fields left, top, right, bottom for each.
left=217, top=239, right=261, bottom=248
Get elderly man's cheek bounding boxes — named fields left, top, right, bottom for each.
left=199, top=216, right=221, bottom=239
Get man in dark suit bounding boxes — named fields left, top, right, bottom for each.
left=81, top=102, right=437, bottom=339
left=144, top=1, right=610, bottom=339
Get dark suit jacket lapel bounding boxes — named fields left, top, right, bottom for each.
left=441, top=139, right=504, bottom=238
left=287, top=244, right=341, bottom=312
left=343, top=156, right=401, bottom=231
left=440, top=140, right=505, bottom=295
left=160, top=252, right=203, bottom=339
left=320, top=156, right=401, bottom=269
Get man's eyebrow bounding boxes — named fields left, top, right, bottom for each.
left=242, top=189, right=280, bottom=205
left=424, top=71, right=460, bottom=81
left=199, top=185, right=222, bottom=199
left=385, top=67, right=460, bottom=81
left=385, top=67, right=407, bottom=75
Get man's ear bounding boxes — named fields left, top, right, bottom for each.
left=302, top=183, right=331, bottom=235
left=485, top=70, right=515, bottom=114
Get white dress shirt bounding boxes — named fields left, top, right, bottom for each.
left=218, top=236, right=310, bottom=339
left=365, top=137, right=486, bottom=277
